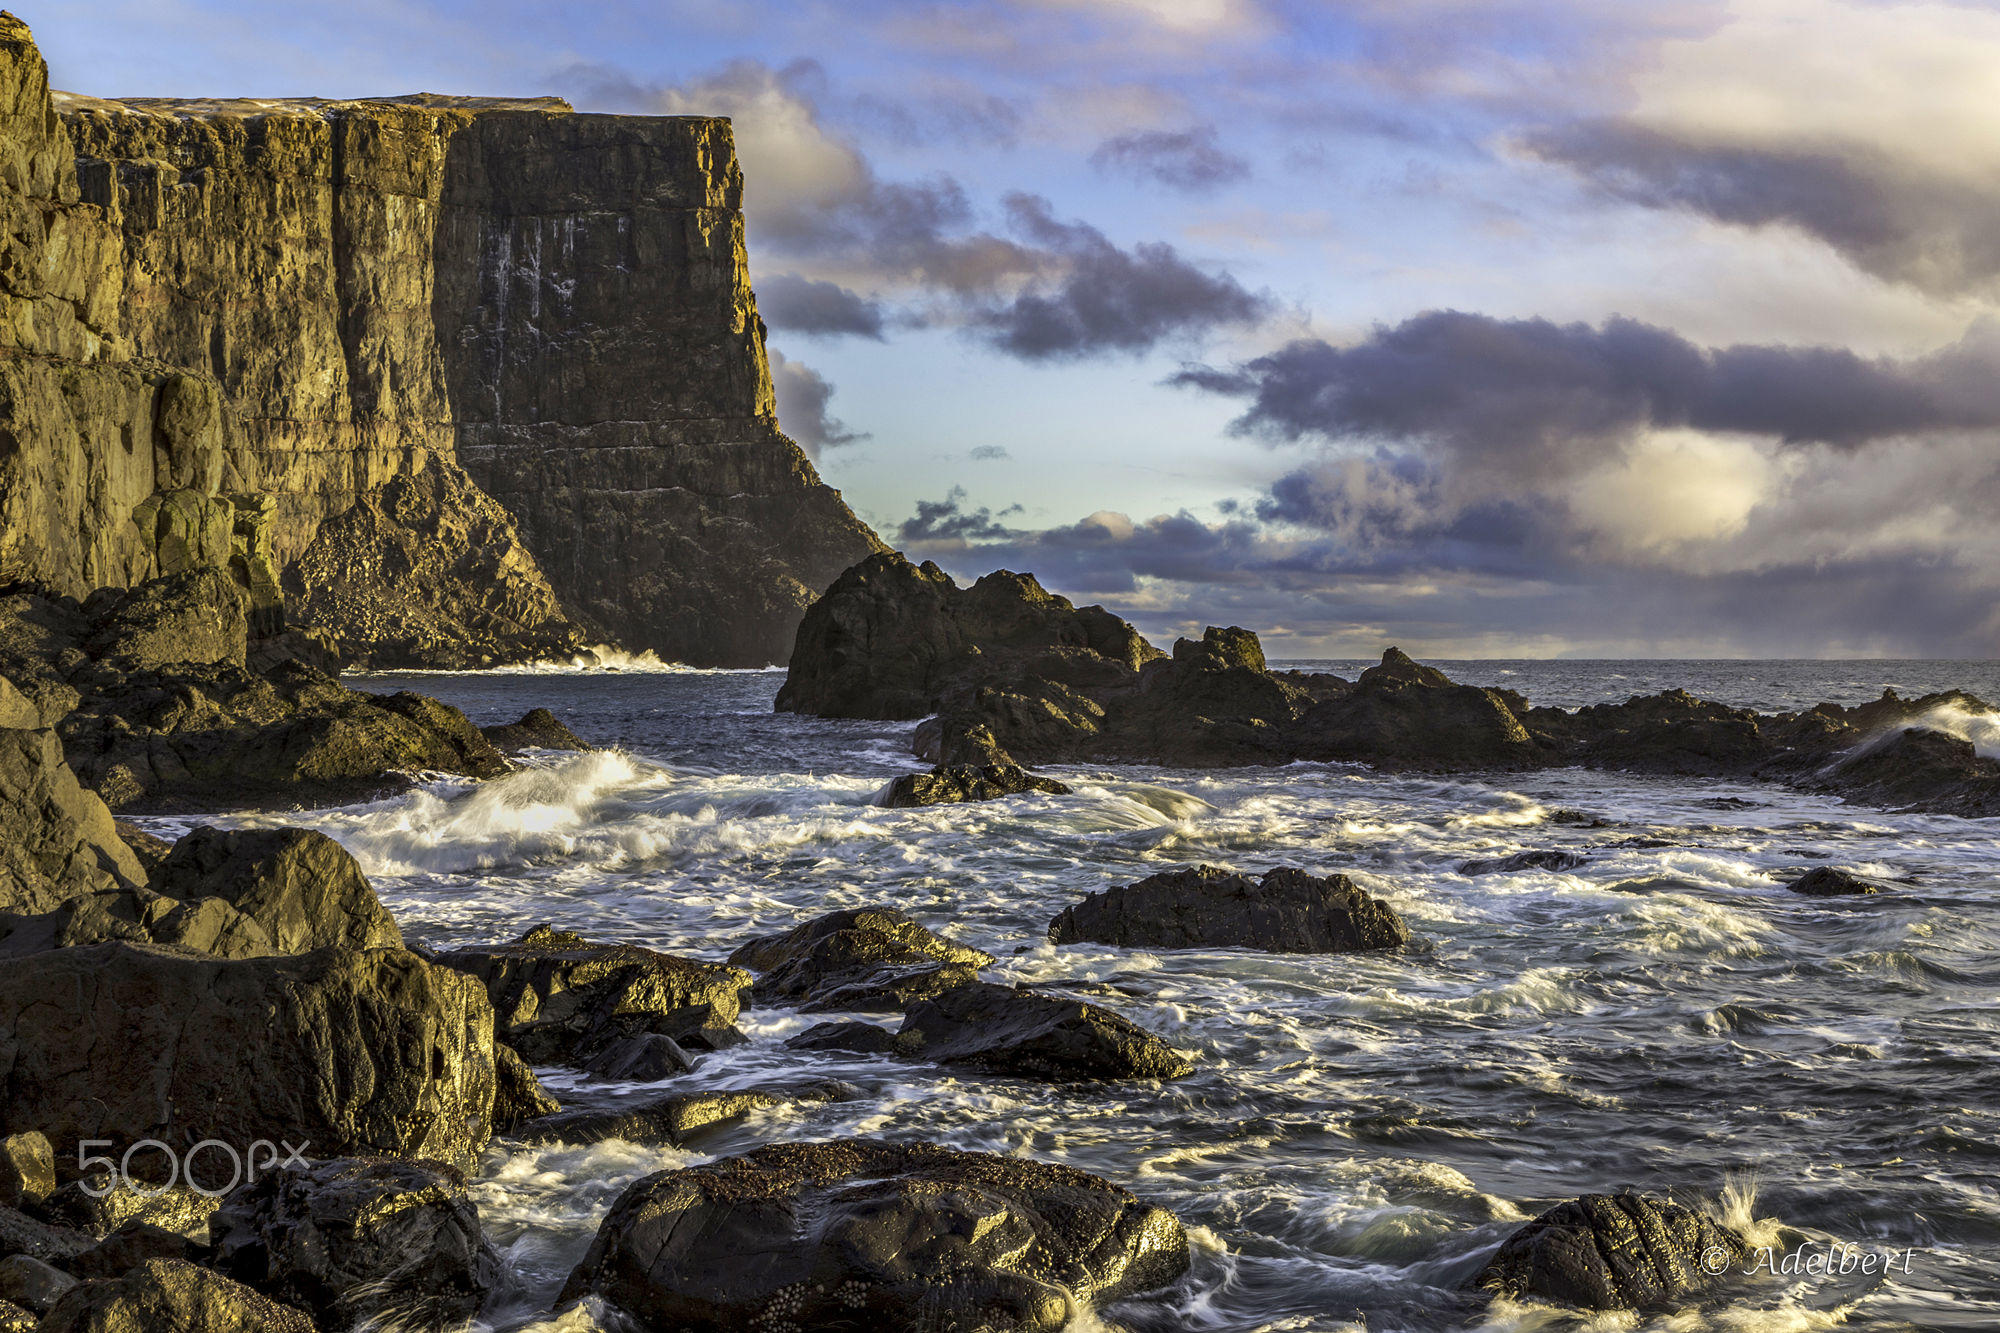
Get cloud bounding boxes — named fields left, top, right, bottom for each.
left=895, top=488, right=1024, bottom=544
left=1526, top=0, right=2000, bottom=295
left=1176, top=311, right=2000, bottom=457
left=968, top=445, right=1011, bottom=461
left=769, top=349, right=867, bottom=456
left=1090, top=125, right=1252, bottom=193
left=757, top=274, right=886, bottom=338
left=975, top=194, right=1272, bottom=359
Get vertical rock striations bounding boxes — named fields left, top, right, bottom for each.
left=435, top=111, right=885, bottom=666
left=0, top=10, right=879, bottom=665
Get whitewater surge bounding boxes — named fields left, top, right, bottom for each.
left=197, top=665, right=2000, bottom=1333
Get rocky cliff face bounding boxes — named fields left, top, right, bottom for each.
left=0, top=10, right=878, bottom=665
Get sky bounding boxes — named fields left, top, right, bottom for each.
left=33, top=0, right=2000, bottom=658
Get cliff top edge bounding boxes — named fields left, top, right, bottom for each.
left=47, top=91, right=729, bottom=122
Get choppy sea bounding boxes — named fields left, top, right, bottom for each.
left=137, top=660, right=2000, bottom=1332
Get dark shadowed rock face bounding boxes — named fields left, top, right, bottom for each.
left=441, top=924, right=752, bottom=1063
left=1785, top=867, right=1883, bottom=897
left=492, top=1043, right=562, bottom=1131
left=0, top=720, right=144, bottom=914
left=212, top=1157, right=498, bottom=1332
left=882, top=761, right=1072, bottom=808
left=896, top=982, right=1194, bottom=1082
left=1049, top=865, right=1411, bottom=954
left=480, top=707, right=589, bottom=753
left=559, top=1139, right=1190, bottom=1333
left=728, top=907, right=995, bottom=1012
left=1474, top=1193, right=1749, bottom=1312
left=0, top=942, right=499, bottom=1179
left=39, top=1258, right=316, bottom=1333
left=784, top=1021, right=900, bottom=1055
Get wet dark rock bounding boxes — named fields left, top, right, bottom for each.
left=0, top=1135, right=52, bottom=1211
left=67, top=1225, right=206, bottom=1282
left=896, top=981, right=1193, bottom=1082
left=37, top=1181, right=218, bottom=1244
left=479, top=707, right=589, bottom=753
left=729, top=907, right=994, bottom=1012
left=1473, top=1192, right=1749, bottom=1312
left=0, top=1254, right=74, bottom=1314
left=492, top=1043, right=561, bottom=1130
left=1292, top=652, right=1535, bottom=771
left=1459, top=850, right=1589, bottom=876
left=882, top=761, right=1072, bottom=808
left=514, top=1082, right=855, bottom=1149
left=1784, top=867, right=1884, bottom=897
left=440, top=924, right=751, bottom=1065
left=1806, top=726, right=2000, bottom=817
left=559, top=1139, right=1190, bottom=1332
left=1049, top=864, right=1411, bottom=954
left=39, top=1257, right=316, bottom=1333
left=784, top=1021, right=900, bottom=1055
left=151, top=826, right=402, bottom=955
left=211, top=1157, right=497, bottom=1332
left=0, top=942, right=500, bottom=1179
left=0, top=1205, right=90, bottom=1266
left=581, top=1033, right=696, bottom=1082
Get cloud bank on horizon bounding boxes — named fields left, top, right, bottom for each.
left=33, top=0, right=2000, bottom=656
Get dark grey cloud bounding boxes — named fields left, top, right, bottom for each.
left=769, top=350, right=866, bottom=457
left=1090, top=125, right=1252, bottom=194
left=895, top=488, right=1023, bottom=544
left=968, top=445, right=1011, bottom=461
left=975, top=194, right=1272, bottom=360
left=757, top=274, right=886, bottom=339
left=1175, top=311, right=2000, bottom=458
left=1531, top=121, right=2000, bottom=296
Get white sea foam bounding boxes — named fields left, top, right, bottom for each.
left=1885, top=701, right=2000, bottom=759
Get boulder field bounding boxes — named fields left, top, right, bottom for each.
left=780, top=551, right=2000, bottom=817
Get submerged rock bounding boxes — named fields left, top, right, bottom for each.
left=39, top=1258, right=315, bottom=1333
left=896, top=981, right=1193, bottom=1082
left=1473, top=1192, right=1749, bottom=1312
left=212, top=1157, right=498, bottom=1332
left=1784, top=866, right=1884, bottom=896
left=882, top=761, right=1072, bottom=808
left=559, top=1139, right=1190, bottom=1332
left=440, top=924, right=751, bottom=1064
left=783, top=1021, right=900, bottom=1055
left=513, top=1082, right=855, bottom=1149
left=1049, top=864, right=1411, bottom=954
left=1458, top=850, right=1588, bottom=876
left=0, top=942, right=499, bottom=1179
left=729, top=907, right=994, bottom=1012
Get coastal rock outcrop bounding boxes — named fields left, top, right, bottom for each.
left=39, top=1258, right=316, bottom=1333
left=1473, top=1192, right=1749, bottom=1312
left=558, top=1139, right=1190, bottom=1332
left=1049, top=864, right=1411, bottom=954
left=895, top=981, right=1194, bottom=1082
left=729, top=906, right=994, bottom=1012
left=1784, top=866, right=1883, bottom=897
left=0, top=942, right=500, bottom=1179
left=440, top=924, right=752, bottom=1063
left=882, top=761, right=1073, bottom=808
left=211, top=1157, right=498, bottom=1332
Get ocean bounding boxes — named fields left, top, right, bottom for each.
left=138, top=660, right=2000, bottom=1332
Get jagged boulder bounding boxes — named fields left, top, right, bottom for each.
left=513, top=1082, right=854, bottom=1149
left=0, top=1205, right=90, bottom=1266
left=729, top=907, right=993, bottom=1012
left=776, top=553, right=1158, bottom=720
left=67, top=1225, right=207, bottom=1282
left=896, top=982, right=1193, bottom=1082
left=0, top=1134, right=53, bottom=1210
left=152, top=826, right=401, bottom=954
left=1473, top=1192, right=1749, bottom=1312
left=440, top=924, right=751, bottom=1063
left=1292, top=649, right=1536, bottom=770
left=0, top=943, right=499, bottom=1180
left=559, top=1140, right=1190, bottom=1332
left=882, top=761, right=1072, bottom=808
left=39, top=1258, right=315, bottom=1333
left=0, top=722, right=144, bottom=915
left=479, top=707, right=589, bottom=753
left=38, top=1179, right=217, bottom=1244
left=1049, top=865, right=1411, bottom=954
left=80, top=570, right=247, bottom=672
left=211, top=1158, right=498, bottom=1332
left=492, top=1043, right=561, bottom=1130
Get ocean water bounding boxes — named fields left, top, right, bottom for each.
left=142, top=662, right=2000, bottom=1333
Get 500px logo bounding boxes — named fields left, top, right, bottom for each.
left=76, top=1138, right=310, bottom=1199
